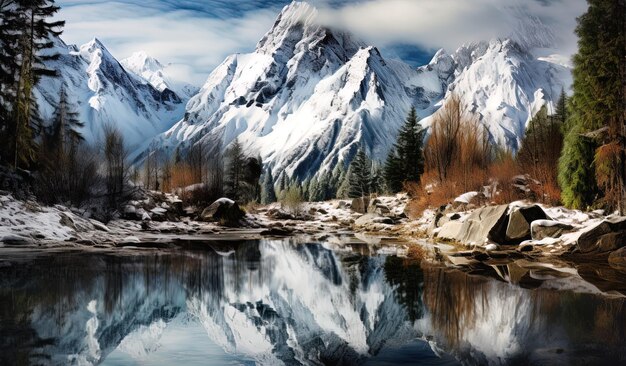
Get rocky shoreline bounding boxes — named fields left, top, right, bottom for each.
left=1, top=190, right=625, bottom=295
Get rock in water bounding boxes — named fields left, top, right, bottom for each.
left=608, top=246, right=626, bottom=271
left=201, top=198, right=245, bottom=226
left=577, top=217, right=626, bottom=253
left=505, top=205, right=550, bottom=244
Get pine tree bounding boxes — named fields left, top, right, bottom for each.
left=260, top=168, right=277, bottom=204
left=558, top=0, right=625, bottom=211
left=337, top=167, right=351, bottom=199
left=384, top=148, right=403, bottom=193
left=11, top=0, right=64, bottom=168
left=370, top=163, right=383, bottom=194
left=396, top=107, right=426, bottom=182
left=347, top=148, right=372, bottom=198
left=278, top=173, right=288, bottom=194
left=329, top=163, right=344, bottom=199
left=559, top=124, right=597, bottom=209
left=308, top=177, right=319, bottom=201
left=554, top=88, right=569, bottom=129
left=48, top=85, right=84, bottom=154
left=384, top=107, right=426, bottom=193
left=0, top=1, right=22, bottom=153
left=225, top=139, right=245, bottom=200
left=319, top=172, right=332, bottom=201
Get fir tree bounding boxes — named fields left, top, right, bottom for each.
left=347, top=148, right=372, bottom=198
left=384, top=107, right=426, bottom=193
left=336, top=166, right=351, bottom=199
left=559, top=124, right=597, bottom=209
left=308, top=177, right=319, bottom=201
left=48, top=85, right=84, bottom=155
left=558, top=0, right=625, bottom=211
left=260, top=168, right=277, bottom=204
left=384, top=148, right=403, bottom=193
left=0, top=1, right=22, bottom=150
left=225, top=139, right=245, bottom=200
left=329, top=163, right=344, bottom=198
left=370, top=163, right=383, bottom=194
left=554, top=88, right=569, bottom=129
left=319, top=172, right=332, bottom=201
left=11, top=0, right=64, bottom=168
left=278, top=173, right=288, bottom=194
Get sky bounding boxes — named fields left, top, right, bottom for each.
left=55, top=0, right=587, bottom=86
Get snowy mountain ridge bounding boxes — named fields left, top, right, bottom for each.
left=121, top=51, right=199, bottom=100
left=144, top=1, right=570, bottom=180
left=35, top=37, right=193, bottom=151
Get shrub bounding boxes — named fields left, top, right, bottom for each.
left=281, top=185, right=304, bottom=217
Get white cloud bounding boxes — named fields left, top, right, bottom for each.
left=316, top=0, right=586, bottom=57
left=55, top=0, right=587, bottom=86
left=56, top=1, right=281, bottom=85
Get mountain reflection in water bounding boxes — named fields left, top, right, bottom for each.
left=0, top=239, right=624, bottom=365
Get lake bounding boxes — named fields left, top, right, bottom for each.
left=0, top=239, right=624, bottom=365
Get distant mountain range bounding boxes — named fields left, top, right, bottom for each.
left=37, top=1, right=571, bottom=179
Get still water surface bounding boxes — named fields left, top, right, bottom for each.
left=0, top=239, right=624, bottom=365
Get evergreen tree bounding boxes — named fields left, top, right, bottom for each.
left=384, top=148, right=404, bottom=193
left=559, top=124, right=597, bottom=209
left=329, top=163, right=344, bottom=198
left=225, top=139, right=245, bottom=200
left=558, top=0, right=625, bottom=211
left=554, top=88, right=569, bottom=128
left=48, top=85, right=84, bottom=154
left=319, top=172, right=332, bottom=201
left=260, top=168, right=277, bottom=204
left=308, top=177, right=319, bottom=201
left=11, top=0, right=64, bottom=168
left=347, top=148, right=372, bottom=198
left=0, top=1, right=22, bottom=150
left=336, top=166, right=351, bottom=199
left=370, top=163, right=383, bottom=195
left=278, top=173, right=288, bottom=193
left=384, top=107, right=426, bottom=193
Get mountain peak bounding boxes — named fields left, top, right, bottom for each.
left=122, top=51, right=164, bottom=74
left=256, top=1, right=318, bottom=52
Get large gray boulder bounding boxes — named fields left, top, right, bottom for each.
left=531, top=220, right=575, bottom=240
left=577, top=217, right=626, bottom=253
left=354, top=213, right=393, bottom=228
left=457, top=205, right=510, bottom=245
left=200, top=198, right=245, bottom=226
left=351, top=197, right=370, bottom=214
left=437, top=221, right=464, bottom=241
left=436, top=205, right=509, bottom=245
left=505, top=205, right=550, bottom=244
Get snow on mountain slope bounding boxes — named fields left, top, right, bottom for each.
left=121, top=51, right=199, bottom=101
left=149, top=2, right=438, bottom=180
left=34, top=37, right=187, bottom=151
left=146, top=1, right=571, bottom=179
left=418, top=39, right=571, bottom=150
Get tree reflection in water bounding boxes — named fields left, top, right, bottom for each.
left=0, top=240, right=624, bottom=366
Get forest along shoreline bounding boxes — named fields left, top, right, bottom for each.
left=1, top=185, right=625, bottom=297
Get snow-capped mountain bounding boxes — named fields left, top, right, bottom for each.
left=148, top=2, right=436, bottom=180
left=34, top=37, right=187, bottom=151
left=121, top=51, right=199, bottom=101
left=146, top=1, right=570, bottom=180
left=416, top=38, right=571, bottom=149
